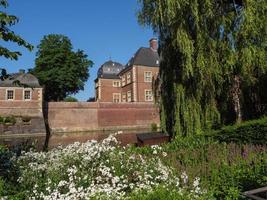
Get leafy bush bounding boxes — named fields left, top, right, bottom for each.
left=150, top=123, right=158, bottom=132
left=0, top=116, right=16, bottom=125
left=64, top=96, right=78, bottom=102
left=128, top=185, right=214, bottom=200
left=3, top=116, right=16, bottom=125
left=0, top=177, right=6, bottom=197
left=209, top=117, right=267, bottom=145
left=4, top=135, right=207, bottom=199
left=0, top=145, right=15, bottom=179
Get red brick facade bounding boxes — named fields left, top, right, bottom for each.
left=121, top=65, right=159, bottom=102
left=0, top=87, right=43, bottom=117
left=95, top=78, right=121, bottom=102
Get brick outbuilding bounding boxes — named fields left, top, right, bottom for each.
left=0, top=70, right=43, bottom=117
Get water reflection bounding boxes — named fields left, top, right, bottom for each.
left=48, top=129, right=151, bottom=149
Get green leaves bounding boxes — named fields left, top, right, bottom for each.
left=32, top=34, right=93, bottom=101
left=138, top=0, right=267, bottom=136
left=0, top=0, right=33, bottom=60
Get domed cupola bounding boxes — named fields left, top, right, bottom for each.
left=97, top=60, right=124, bottom=79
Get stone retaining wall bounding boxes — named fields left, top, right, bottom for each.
left=47, top=102, right=160, bottom=133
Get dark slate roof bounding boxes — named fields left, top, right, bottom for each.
left=97, top=60, right=124, bottom=79
left=130, top=47, right=160, bottom=67
left=0, top=72, right=41, bottom=87
left=119, top=47, right=159, bottom=75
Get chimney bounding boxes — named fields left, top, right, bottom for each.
left=19, top=69, right=25, bottom=74
left=149, top=38, right=158, bottom=51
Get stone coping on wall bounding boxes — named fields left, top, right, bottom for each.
left=47, top=102, right=159, bottom=109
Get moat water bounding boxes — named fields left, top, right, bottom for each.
left=1, top=128, right=152, bottom=150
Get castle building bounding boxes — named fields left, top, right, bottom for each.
left=95, top=38, right=159, bottom=103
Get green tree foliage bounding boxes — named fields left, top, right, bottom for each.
left=0, top=0, right=33, bottom=81
left=138, top=0, right=267, bottom=137
left=32, top=34, right=93, bottom=101
left=0, top=0, right=33, bottom=60
left=64, top=96, right=78, bottom=102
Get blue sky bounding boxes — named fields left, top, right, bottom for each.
left=0, top=0, right=154, bottom=101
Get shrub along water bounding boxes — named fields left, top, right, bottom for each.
left=208, top=117, right=267, bottom=145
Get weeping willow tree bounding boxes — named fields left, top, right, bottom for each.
left=138, top=0, right=267, bottom=137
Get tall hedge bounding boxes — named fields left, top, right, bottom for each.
left=210, top=117, right=267, bottom=145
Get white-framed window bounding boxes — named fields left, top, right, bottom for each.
left=6, top=90, right=14, bottom=100
left=113, top=93, right=121, bottom=103
left=144, top=71, right=152, bottom=82
left=127, top=72, right=131, bottom=84
left=24, top=90, right=32, bottom=100
left=113, top=80, right=120, bottom=87
left=122, top=76, right=126, bottom=86
left=122, top=93, right=126, bottom=102
left=127, top=91, right=131, bottom=102
left=145, top=90, right=153, bottom=101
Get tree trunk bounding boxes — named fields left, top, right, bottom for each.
left=231, top=75, right=242, bottom=123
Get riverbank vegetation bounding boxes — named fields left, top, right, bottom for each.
left=1, top=117, right=267, bottom=199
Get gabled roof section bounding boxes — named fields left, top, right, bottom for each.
left=119, top=47, right=160, bottom=75
left=129, top=47, right=160, bottom=67
left=0, top=72, right=41, bottom=87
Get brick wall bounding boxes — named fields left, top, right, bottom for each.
left=0, top=101, right=43, bottom=117
left=14, top=89, right=23, bottom=100
left=47, top=102, right=160, bottom=133
left=47, top=102, right=99, bottom=132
